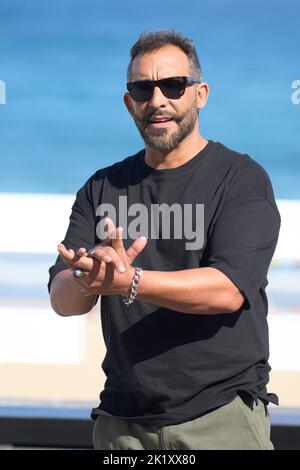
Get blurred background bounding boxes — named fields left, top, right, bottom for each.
left=0, top=0, right=299, bottom=449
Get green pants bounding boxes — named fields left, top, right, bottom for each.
left=93, top=393, right=274, bottom=450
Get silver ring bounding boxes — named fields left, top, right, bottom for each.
left=72, top=268, right=84, bottom=278
left=87, top=247, right=95, bottom=257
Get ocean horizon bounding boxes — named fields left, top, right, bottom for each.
left=0, top=0, right=299, bottom=198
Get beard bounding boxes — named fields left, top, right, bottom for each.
left=131, top=101, right=199, bottom=153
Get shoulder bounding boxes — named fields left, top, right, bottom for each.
left=213, top=142, right=266, bottom=175
left=213, top=141, right=274, bottom=194
left=214, top=142, right=280, bottom=218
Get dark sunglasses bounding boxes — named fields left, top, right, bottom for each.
left=126, top=76, right=200, bottom=102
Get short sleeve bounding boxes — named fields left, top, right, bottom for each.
left=47, top=179, right=97, bottom=293
left=206, top=158, right=281, bottom=309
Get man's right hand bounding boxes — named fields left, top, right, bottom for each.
left=50, top=218, right=148, bottom=315
left=57, top=217, right=147, bottom=274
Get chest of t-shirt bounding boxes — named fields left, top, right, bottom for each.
left=95, top=171, right=227, bottom=271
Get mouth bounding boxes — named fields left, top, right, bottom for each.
left=146, top=117, right=175, bottom=129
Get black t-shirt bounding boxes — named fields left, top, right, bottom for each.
left=48, top=140, right=281, bottom=426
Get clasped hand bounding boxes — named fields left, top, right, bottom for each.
left=57, top=218, right=147, bottom=297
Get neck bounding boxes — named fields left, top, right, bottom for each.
left=144, top=126, right=208, bottom=170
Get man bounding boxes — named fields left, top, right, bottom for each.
left=48, top=30, right=281, bottom=450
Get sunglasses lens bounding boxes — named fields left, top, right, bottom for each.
left=160, top=78, right=186, bottom=99
left=128, top=81, right=153, bottom=102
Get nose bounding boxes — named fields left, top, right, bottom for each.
left=148, top=85, right=169, bottom=108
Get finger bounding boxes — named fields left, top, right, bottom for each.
left=58, top=244, right=94, bottom=271
left=76, top=258, right=107, bottom=290
left=57, top=243, right=75, bottom=266
left=83, top=257, right=114, bottom=293
left=75, top=247, right=87, bottom=258
left=88, top=244, right=126, bottom=273
left=71, top=247, right=89, bottom=264
left=60, top=243, right=83, bottom=264
left=110, top=226, right=127, bottom=258
left=104, top=217, right=116, bottom=243
left=126, top=236, right=148, bottom=263
left=88, top=256, right=105, bottom=283
left=74, top=260, right=93, bottom=272
left=97, top=217, right=115, bottom=247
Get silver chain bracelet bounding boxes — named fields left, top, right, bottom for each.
left=122, top=267, right=143, bottom=306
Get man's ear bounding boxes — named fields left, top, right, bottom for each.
left=196, top=82, right=209, bottom=110
left=124, top=92, right=133, bottom=115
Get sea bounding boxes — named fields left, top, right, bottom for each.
left=0, top=0, right=299, bottom=197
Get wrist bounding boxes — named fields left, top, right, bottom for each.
left=121, top=266, right=143, bottom=306
left=119, top=266, right=136, bottom=296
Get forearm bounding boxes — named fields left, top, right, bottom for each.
left=50, top=269, right=98, bottom=316
left=136, top=267, right=244, bottom=314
